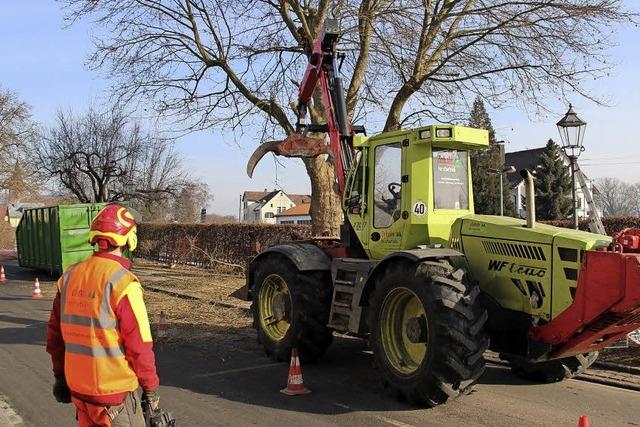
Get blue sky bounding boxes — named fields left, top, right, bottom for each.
left=1, top=1, right=639, bottom=215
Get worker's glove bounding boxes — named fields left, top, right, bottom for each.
left=52, top=375, right=71, bottom=404
left=142, top=389, right=160, bottom=411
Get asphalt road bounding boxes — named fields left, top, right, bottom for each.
left=1, top=260, right=639, bottom=427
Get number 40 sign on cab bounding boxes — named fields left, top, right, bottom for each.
left=413, top=201, right=426, bottom=216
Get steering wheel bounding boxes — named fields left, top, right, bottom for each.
left=387, top=182, right=402, bottom=200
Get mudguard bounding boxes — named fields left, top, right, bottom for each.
left=357, top=248, right=464, bottom=306
left=232, top=243, right=331, bottom=301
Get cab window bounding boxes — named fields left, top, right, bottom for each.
left=346, top=151, right=364, bottom=213
left=373, top=143, right=402, bottom=228
left=433, top=149, right=469, bottom=210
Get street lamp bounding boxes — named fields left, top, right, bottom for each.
left=488, top=165, right=516, bottom=216
left=556, top=104, right=586, bottom=229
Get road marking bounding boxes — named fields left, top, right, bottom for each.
left=190, top=363, right=281, bottom=379
left=374, top=415, right=416, bottom=427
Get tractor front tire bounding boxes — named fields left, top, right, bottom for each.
left=501, top=352, right=599, bottom=383
left=368, top=259, right=489, bottom=407
left=251, top=255, right=333, bottom=363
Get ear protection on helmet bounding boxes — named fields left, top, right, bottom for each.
left=127, top=228, right=138, bottom=252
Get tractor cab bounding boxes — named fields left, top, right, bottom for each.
left=344, top=124, right=489, bottom=258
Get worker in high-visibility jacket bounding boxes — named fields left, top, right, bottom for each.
left=46, top=204, right=159, bottom=426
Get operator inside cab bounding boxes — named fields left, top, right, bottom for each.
left=46, top=204, right=161, bottom=427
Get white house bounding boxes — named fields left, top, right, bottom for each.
left=241, top=190, right=311, bottom=224
left=276, top=204, right=312, bottom=224
left=505, top=147, right=595, bottom=219
left=3, top=202, right=45, bottom=227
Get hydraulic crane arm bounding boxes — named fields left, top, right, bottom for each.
left=246, top=19, right=363, bottom=195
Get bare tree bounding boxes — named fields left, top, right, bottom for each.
left=60, top=0, right=636, bottom=233
left=594, top=177, right=635, bottom=217
left=116, top=136, right=190, bottom=221
left=172, top=181, right=212, bottom=222
left=630, top=183, right=640, bottom=217
left=0, top=87, right=39, bottom=202
left=35, top=105, right=193, bottom=209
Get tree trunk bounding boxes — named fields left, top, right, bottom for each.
left=383, top=83, right=415, bottom=132
left=303, top=156, right=342, bottom=236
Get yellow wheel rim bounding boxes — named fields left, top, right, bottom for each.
left=380, top=287, right=428, bottom=374
left=258, top=274, right=291, bottom=341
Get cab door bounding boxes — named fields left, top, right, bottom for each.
left=365, top=138, right=405, bottom=259
left=344, top=149, right=369, bottom=247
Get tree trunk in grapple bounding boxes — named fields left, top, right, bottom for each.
left=304, top=156, right=342, bottom=236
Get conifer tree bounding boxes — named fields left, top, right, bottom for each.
left=468, top=97, right=515, bottom=215
left=534, top=139, right=573, bottom=220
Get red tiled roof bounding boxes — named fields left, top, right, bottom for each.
left=243, top=191, right=271, bottom=202
left=276, top=204, right=311, bottom=217
left=243, top=191, right=311, bottom=205
left=288, top=194, right=311, bottom=205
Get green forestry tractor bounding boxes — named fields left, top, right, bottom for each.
left=235, top=19, right=640, bottom=406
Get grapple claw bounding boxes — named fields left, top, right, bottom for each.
left=246, top=133, right=329, bottom=178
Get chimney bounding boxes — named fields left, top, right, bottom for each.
left=520, top=169, right=536, bottom=228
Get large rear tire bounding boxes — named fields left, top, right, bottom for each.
left=501, top=352, right=598, bottom=383
left=251, top=255, right=333, bottom=362
left=368, top=259, right=489, bottom=407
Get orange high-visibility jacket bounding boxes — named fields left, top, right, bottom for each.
left=58, top=255, right=142, bottom=396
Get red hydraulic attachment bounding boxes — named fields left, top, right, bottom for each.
left=246, top=19, right=361, bottom=195
left=611, top=227, right=640, bottom=253
left=529, top=229, right=640, bottom=359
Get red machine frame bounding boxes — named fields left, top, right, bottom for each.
left=530, top=229, right=640, bottom=358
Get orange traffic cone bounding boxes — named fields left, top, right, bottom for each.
left=32, top=277, right=42, bottom=299
left=578, top=416, right=590, bottom=427
left=156, top=311, right=168, bottom=341
left=280, top=348, right=311, bottom=396
left=0, top=265, right=5, bottom=282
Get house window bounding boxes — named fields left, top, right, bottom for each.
left=297, top=220, right=311, bottom=224
left=277, top=206, right=286, bottom=213
left=270, top=203, right=273, bottom=207
left=265, top=212, right=275, bottom=218
left=280, top=220, right=294, bottom=224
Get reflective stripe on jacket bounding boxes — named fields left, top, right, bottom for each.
left=59, top=255, right=140, bottom=396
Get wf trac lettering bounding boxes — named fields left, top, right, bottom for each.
left=487, top=259, right=546, bottom=278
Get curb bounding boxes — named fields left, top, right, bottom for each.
left=594, top=361, right=640, bottom=375
left=576, top=374, right=640, bottom=392
left=485, top=354, right=640, bottom=392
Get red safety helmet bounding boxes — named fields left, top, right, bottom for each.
left=88, top=204, right=138, bottom=251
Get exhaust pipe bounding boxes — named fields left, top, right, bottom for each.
left=520, top=169, right=535, bottom=228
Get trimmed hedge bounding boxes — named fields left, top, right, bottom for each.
left=542, top=216, right=640, bottom=236
left=137, top=222, right=312, bottom=270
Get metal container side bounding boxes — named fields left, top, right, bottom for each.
left=16, top=203, right=114, bottom=276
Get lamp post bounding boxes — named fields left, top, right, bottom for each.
left=488, top=165, right=516, bottom=216
left=556, top=104, right=587, bottom=230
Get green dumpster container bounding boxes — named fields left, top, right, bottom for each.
left=16, top=203, right=130, bottom=276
